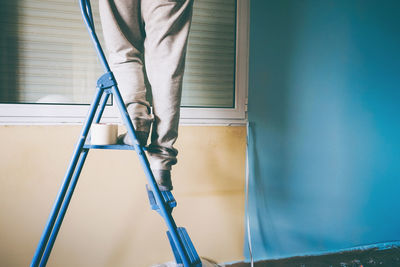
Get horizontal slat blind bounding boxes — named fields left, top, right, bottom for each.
left=183, top=0, right=236, bottom=107
left=14, top=0, right=103, bottom=104
left=0, top=0, right=236, bottom=108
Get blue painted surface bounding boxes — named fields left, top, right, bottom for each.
left=246, top=0, right=400, bottom=261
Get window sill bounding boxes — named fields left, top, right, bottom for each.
left=0, top=103, right=247, bottom=126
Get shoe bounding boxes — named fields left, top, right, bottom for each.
left=119, top=103, right=152, bottom=147
left=152, top=169, right=173, bottom=191
left=117, top=130, right=149, bottom=147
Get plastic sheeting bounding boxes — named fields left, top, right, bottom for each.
left=245, top=0, right=400, bottom=261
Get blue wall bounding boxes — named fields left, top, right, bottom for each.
left=246, top=0, right=400, bottom=260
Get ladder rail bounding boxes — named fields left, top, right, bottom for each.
left=111, top=85, right=193, bottom=267
left=79, top=0, right=110, bottom=73
left=40, top=150, right=89, bottom=267
left=31, top=86, right=105, bottom=267
left=94, top=92, right=111, bottom=124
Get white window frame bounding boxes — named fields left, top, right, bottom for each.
left=0, top=0, right=249, bottom=126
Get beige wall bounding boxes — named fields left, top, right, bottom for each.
left=0, top=125, right=246, bottom=267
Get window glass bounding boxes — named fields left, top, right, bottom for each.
left=0, top=0, right=236, bottom=108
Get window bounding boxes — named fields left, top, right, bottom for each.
left=0, top=0, right=248, bottom=125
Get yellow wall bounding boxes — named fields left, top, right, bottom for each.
left=0, top=125, right=246, bottom=266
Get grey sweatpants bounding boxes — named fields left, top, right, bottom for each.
left=99, top=0, right=193, bottom=171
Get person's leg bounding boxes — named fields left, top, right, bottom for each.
left=141, top=0, right=194, bottom=190
left=99, top=0, right=152, bottom=145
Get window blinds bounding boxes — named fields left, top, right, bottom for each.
left=0, top=0, right=236, bottom=108
left=182, top=0, right=236, bottom=108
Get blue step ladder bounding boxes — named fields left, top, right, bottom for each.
left=30, top=0, right=201, bottom=266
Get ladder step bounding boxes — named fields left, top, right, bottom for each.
left=167, top=227, right=202, bottom=267
left=83, top=144, right=147, bottom=151
left=146, top=185, right=177, bottom=212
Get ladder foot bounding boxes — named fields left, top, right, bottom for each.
left=167, top=227, right=202, bottom=267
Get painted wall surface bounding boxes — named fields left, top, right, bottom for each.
left=0, top=125, right=246, bottom=266
left=247, top=0, right=400, bottom=260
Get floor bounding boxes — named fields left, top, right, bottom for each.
left=224, top=246, right=400, bottom=267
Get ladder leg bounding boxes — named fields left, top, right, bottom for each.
left=111, top=86, right=193, bottom=267
left=39, top=150, right=89, bottom=267
left=94, top=92, right=110, bottom=124
left=31, top=87, right=105, bottom=267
